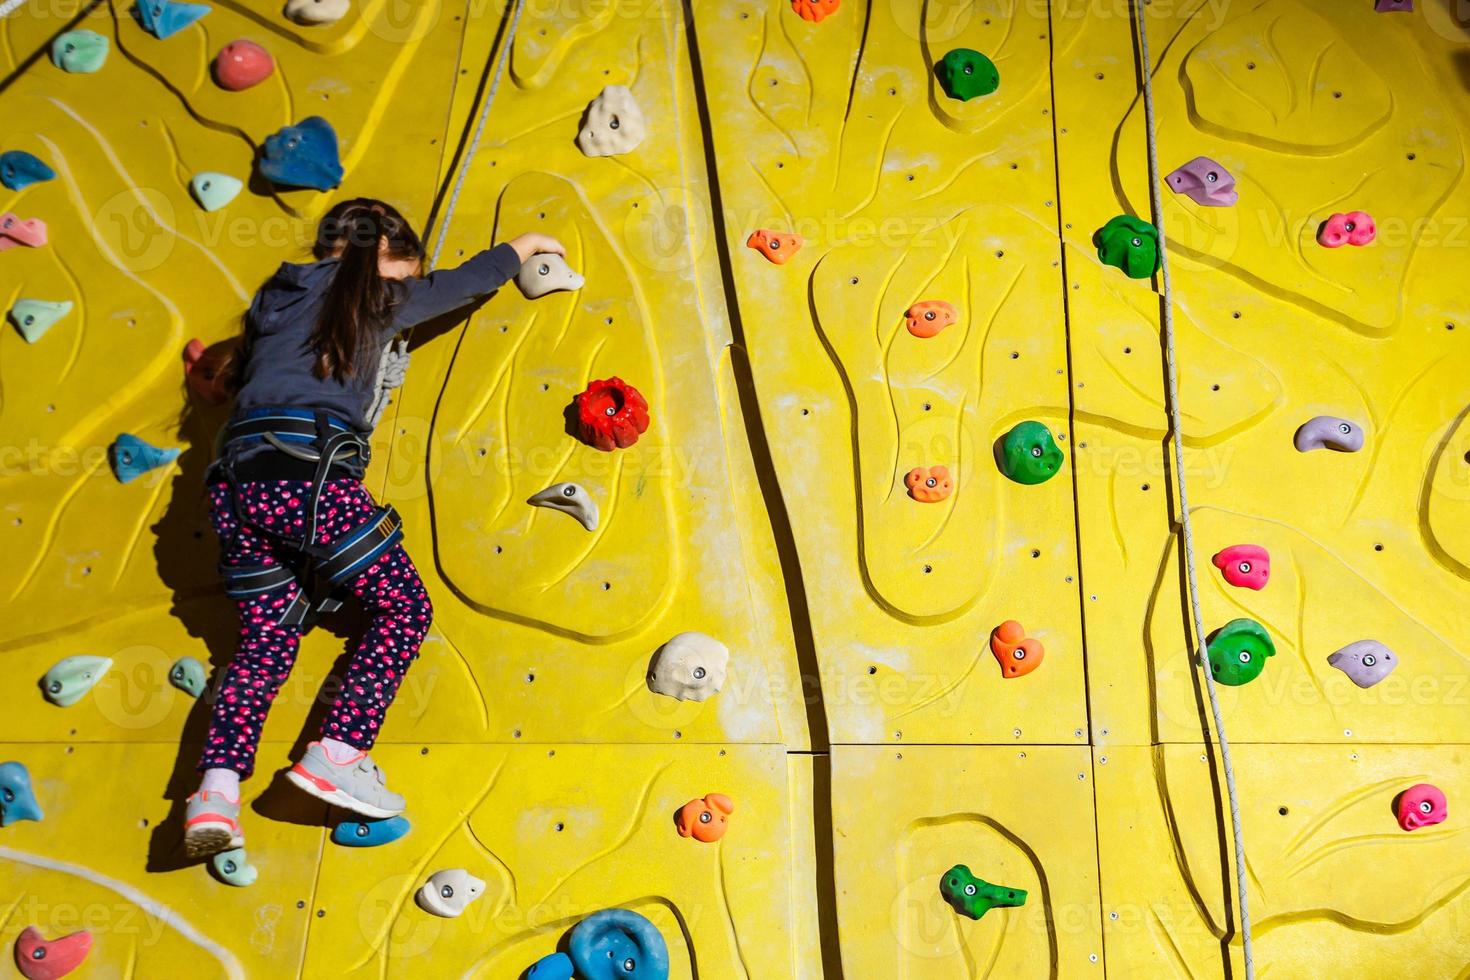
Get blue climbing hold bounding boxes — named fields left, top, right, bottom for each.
left=133, top=0, right=211, bottom=39
left=51, top=30, right=109, bottom=73
left=108, top=434, right=180, bottom=484
left=0, top=761, right=44, bottom=827
left=569, top=909, right=670, bottom=980
left=526, top=952, right=574, bottom=980
left=258, top=117, right=343, bottom=191
left=9, top=300, right=73, bottom=344
left=0, top=151, right=55, bottom=191
left=331, top=815, right=411, bottom=847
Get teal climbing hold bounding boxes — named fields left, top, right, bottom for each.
left=108, top=434, right=180, bottom=484
left=9, top=300, right=72, bottom=344
left=189, top=172, right=242, bottom=212
left=51, top=30, right=109, bottom=73
left=168, top=657, right=207, bottom=698
left=934, top=48, right=999, bottom=101
left=527, top=952, right=574, bottom=980
left=0, top=761, right=44, bottom=826
left=1205, top=618, right=1275, bottom=687
left=41, top=655, right=112, bottom=707
left=1092, top=214, right=1160, bottom=279
left=259, top=117, right=343, bottom=191
left=210, top=848, right=257, bottom=886
left=569, top=909, right=670, bottom=980
left=331, top=815, right=410, bottom=847
left=133, top=0, right=211, bottom=39
left=998, top=421, right=1064, bottom=485
left=0, top=151, right=55, bottom=191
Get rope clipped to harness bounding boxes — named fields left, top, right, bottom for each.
left=365, top=0, right=528, bottom=429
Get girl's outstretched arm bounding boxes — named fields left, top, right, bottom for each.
left=390, top=233, right=565, bottom=330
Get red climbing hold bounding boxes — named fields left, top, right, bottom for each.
left=183, top=337, right=233, bottom=405
left=13, top=927, right=92, bottom=980
left=1396, top=783, right=1447, bottom=831
left=745, top=229, right=803, bottom=265
left=574, top=377, right=650, bottom=451
left=213, top=40, right=274, bottom=91
left=1211, top=544, right=1270, bottom=591
left=1316, top=211, right=1375, bottom=248
left=0, top=213, right=48, bottom=250
left=791, top=0, right=839, bottom=22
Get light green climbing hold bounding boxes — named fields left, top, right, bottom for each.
left=169, top=656, right=207, bottom=698
left=9, top=300, right=72, bottom=344
left=211, top=848, right=257, bottom=887
left=189, top=172, right=242, bottom=212
left=998, top=421, right=1064, bottom=485
left=41, top=656, right=112, bottom=707
left=51, top=30, right=109, bottom=73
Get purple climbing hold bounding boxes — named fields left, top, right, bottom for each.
left=1294, top=416, right=1364, bottom=453
left=1375, top=0, right=1411, bottom=11
left=1165, top=156, right=1238, bottom=207
left=1327, top=640, right=1397, bottom=689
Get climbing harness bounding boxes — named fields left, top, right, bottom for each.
left=214, top=408, right=402, bottom=628
left=1134, top=3, right=1255, bottom=975
left=364, top=0, right=528, bottom=427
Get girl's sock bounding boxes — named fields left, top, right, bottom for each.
left=320, top=736, right=361, bottom=765
left=200, top=767, right=241, bottom=802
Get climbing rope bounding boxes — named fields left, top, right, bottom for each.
left=1132, top=3, right=1255, bottom=976
left=366, top=0, right=526, bottom=427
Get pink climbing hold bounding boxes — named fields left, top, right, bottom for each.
left=13, top=927, right=92, bottom=980
left=1317, top=211, right=1375, bottom=248
left=0, top=213, right=48, bottom=250
left=1396, top=783, right=1446, bottom=831
left=1211, top=544, right=1270, bottom=591
left=1375, top=0, right=1411, bottom=11
left=213, top=40, right=274, bottom=91
left=1165, top=156, right=1238, bottom=207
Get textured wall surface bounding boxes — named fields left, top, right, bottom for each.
left=2, top=0, right=1468, bottom=976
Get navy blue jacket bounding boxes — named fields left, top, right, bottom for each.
left=233, top=242, right=521, bottom=430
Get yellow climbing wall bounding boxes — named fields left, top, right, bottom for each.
left=2, top=0, right=1470, bottom=977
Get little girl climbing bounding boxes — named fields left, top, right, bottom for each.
left=183, top=198, right=563, bottom=858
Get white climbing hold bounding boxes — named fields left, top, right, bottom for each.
left=416, top=869, right=484, bottom=918
left=647, top=632, right=729, bottom=702
left=189, top=172, right=243, bottom=212
left=527, top=482, right=599, bottom=531
left=284, top=0, right=349, bottom=25
left=576, top=84, right=646, bottom=157
left=515, top=253, right=584, bottom=299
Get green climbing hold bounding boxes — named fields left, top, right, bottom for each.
left=9, top=300, right=73, bottom=344
left=41, top=655, right=112, bottom=707
left=189, top=172, right=242, bottom=212
left=169, top=656, right=206, bottom=698
left=51, top=30, right=109, bottom=73
left=1092, top=215, right=1160, bottom=279
left=211, top=847, right=257, bottom=886
left=1205, top=618, right=1275, bottom=687
left=940, top=864, right=1027, bottom=920
left=935, top=48, right=999, bottom=101
left=998, top=421, right=1063, bottom=485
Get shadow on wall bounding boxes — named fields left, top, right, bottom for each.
left=1438, top=0, right=1470, bottom=44
left=1454, top=49, right=1470, bottom=93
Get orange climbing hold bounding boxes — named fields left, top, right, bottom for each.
left=989, top=620, right=1044, bottom=678
left=904, top=300, right=957, bottom=338
left=182, top=337, right=235, bottom=405
left=745, top=229, right=803, bottom=264
left=676, top=792, right=734, bottom=842
left=904, top=465, right=953, bottom=502
left=791, top=0, right=839, bottom=22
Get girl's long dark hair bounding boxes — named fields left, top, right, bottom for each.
left=218, top=198, right=424, bottom=395
left=309, top=198, right=424, bottom=383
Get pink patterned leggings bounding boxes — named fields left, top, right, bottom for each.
left=200, top=479, right=433, bottom=778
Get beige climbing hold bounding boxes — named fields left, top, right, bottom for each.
left=528, top=482, right=599, bottom=531
left=416, top=869, right=484, bottom=918
left=576, top=85, right=646, bottom=157
left=284, top=0, right=348, bottom=25
left=647, top=632, right=728, bottom=702
left=516, top=253, right=584, bottom=299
